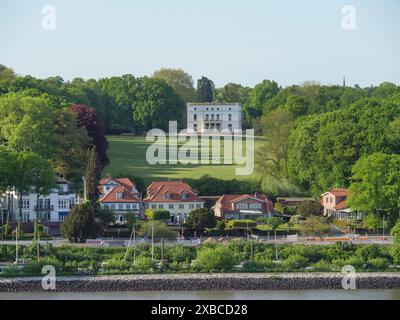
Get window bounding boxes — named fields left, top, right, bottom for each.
left=216, top=114, right=220, bottom=120
left=165, top=193, right=171, bottom=200
left=194, top=114, right=197, bottom=121
left=180, top=193, right=187, bottom=200
left=196, top=204, right=202, bottom=209
left=58, top=199, right=68, bottom=209
left=118, top=204, right=123, bottom=210
left=111, top=204, right=116, bottom=209
left=211, top=114, right=215, bottom=120
left=228, top=124, right=233, bottom=131
left=169, top=204, right=174, bottom=209
left=22, top=200, right=30, bottom=209
left=126, top=204, right=131, bottom=210
left=249, top=203, right=262, bottom=209
left=193, top=124, right=198, bottom=131
left=228, top=114, right=232, bottom=121
left=189, top=204, right=194, bottom=209
left=179, top=204, right=184, bottom=210
left=117, top=192, right=123, bottom=199
left=158, top=204, right=164, bottom=209
left=23, top=213, right=29, bottom=222
left=237, top=203, right=248, bottom=209
left=151, top=204, right=157, bottom=209
left=206, top=114, right=209, bottom=120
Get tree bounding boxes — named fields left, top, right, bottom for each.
left=296, top=201, right=323, bottom=218
left=244, top=80, right=280, bottom=126
left=28, top=154, right=55, bottom=241
left=52, top=109, right=89, bottom=183
left=60, top=202, right=96, bottom=243
left=196, top=77, right=215, bottom=102
left=0, top=147, right=17, bottom=240
left=139, top=221, right=177, bottom=240
left=132, top=77, right=185, bottom=131
left=256, top=110, right=293, bottom=180
left=153, top=68, right=196, bottom=103
left=300, top=216, right=330, bottom=239
left=215, top=83, right=251, bottom=105
left=390, top=221, right=400, bottom=263
left=216, top=220, right=226, bottom=235
left=0, top=65, right=16, bottom=81
left=348, top=153, right=400, bottom=227
left=68, top=104, right=109, bottom=169
left=85, top=147, right=100, bottom=205
left=145, top=208, right=170, bottom=221
left=0, top=93, right=57, bottom=158
left=186, top=208, right=216, bottom=234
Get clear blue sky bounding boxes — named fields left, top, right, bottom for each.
left=1, top=0, right=399, bottom=87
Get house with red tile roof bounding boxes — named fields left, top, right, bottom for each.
left=213, top=193, right=274, bottom=220
left=98, top=176, right=144, bottom=224
left=144, top=181, right=205, bottom=224
left=320, top=189, right=363, bottom=220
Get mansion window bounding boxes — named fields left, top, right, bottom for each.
left=249, top=203, right=262, bottom=209
left=179, top=204, right=184, bottom=209
left=118, top=204, right=123, bottom=210
left=189, top=204, right=194, bottom=209
left=22, top=200, right=30, bottom=210
left=237, top=203, right=248, bottom=209
left=151, top=204, right=157, bottom=209
left=158, top=204, right=164, bottom=209
left=169, top=204, right=174, bottom=209
left=58, top=199, right=68, bottom=209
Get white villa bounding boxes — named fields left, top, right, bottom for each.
left=186, top=103, right=242, bottom=134
left=1, top=177, right=78, bottom=223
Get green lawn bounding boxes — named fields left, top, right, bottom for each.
left=104, top=135, right=260, bottom=183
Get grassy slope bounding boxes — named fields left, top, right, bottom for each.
left=104, top=135, right=259, bottom=183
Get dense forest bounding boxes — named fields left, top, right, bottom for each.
left=1, top=64, right=400, bottom=225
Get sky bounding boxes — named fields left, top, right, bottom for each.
left=0, top=0, right=399, bottom=88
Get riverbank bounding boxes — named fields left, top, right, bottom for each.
left=1, top=273, right=400, bottom=292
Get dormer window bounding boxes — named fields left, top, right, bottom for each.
left=180, top=193, right=187, bottom=200
left=117, top=192, right=123, bottom=199
left=165, top=193, right=171, bottom=200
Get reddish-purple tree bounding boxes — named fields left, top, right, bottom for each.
left=68, top=104, right=109, bottom=169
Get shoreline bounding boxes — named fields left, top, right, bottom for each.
left=1, top=273, right=400, bottom=292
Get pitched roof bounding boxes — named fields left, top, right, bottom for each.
left=321, top=189, right=349, bottom=197
left=145, top=181, right=204, bottom=203
left=215, top=194, right=273, bottom=213
left=334, top=200, right=347, bottom=210
left=99, top=176, right=135, bottom=190
left=99, top=185, right=142, bottom=203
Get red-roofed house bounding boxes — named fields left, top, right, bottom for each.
left=98, top=176, right=144, bottom=224
left=213, top=193, right=274, bottom=220
left=321, top=189, right=363, bottom=220
left=144, top=181, right=205, bottom=223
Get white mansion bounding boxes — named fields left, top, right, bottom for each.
left=187, top=103, right=242, bottom=134
left=1, top=177, right=78, bottom=223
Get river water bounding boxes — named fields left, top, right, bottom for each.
left=0, top=290, right=400, bottom=300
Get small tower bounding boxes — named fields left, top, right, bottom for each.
left=343, top=76, right=346, bottom=87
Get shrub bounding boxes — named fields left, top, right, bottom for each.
left=101, top=259, right=130, bottom=272
left=23, top=258, right=62, bottom=275
left=194, top=246, right=237, bottom=272
left=133, top=256, right=155, bottom=272
left=312, top=260, right=332, bottom=272
left=228, top=220, right=257, bottom=229
left=166, top=245, right=196, bottom=264
left=282, top=254, right=309, bottom=270
left=367, top=258, right=389, bottom=271
left=355, top=244, right=384, bottom=261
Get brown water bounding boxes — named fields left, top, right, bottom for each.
left=0, top=290, right=399, bottom=300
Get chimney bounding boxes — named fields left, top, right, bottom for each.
left=255, top=192, right=259, bottom=199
